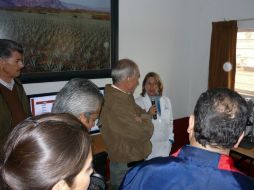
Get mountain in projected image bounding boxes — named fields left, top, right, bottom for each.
left=0, top=0, right=14, bottom=7
left=0, top=0, right=109, bottom=11
left=61, top=1, right=110, bottom=12
left=0, top=0, right=65, bottom=9
left=0, top=0, right=111, bottom=75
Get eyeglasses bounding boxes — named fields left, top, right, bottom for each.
left=95, top=119, right=102, bottom=126
left=84, top=112, right=101, bottom=126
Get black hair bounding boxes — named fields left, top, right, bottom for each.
left=194, top=88, right=248, bottom=148
left=0, top=39, right=23, bottom=58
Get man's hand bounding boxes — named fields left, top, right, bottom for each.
left=134, top=115, right=142, bottom=123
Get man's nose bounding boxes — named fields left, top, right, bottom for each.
left=19, top=61, right=24, bottom=68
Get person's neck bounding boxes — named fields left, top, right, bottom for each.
left=113, top=83, right=130, bottom=94
left=0, top=75, right=13, bottom=83
left=190, top=139, right=230, bottom=155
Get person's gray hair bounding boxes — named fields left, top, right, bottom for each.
left=52, top=78, right=103, bottom=117
left=111, top=59, right=140, bottom=84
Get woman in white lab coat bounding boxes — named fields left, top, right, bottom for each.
left=135, top=72, right=174, bottom=159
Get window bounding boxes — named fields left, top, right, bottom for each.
left=235, top=30, right=254, bottom=96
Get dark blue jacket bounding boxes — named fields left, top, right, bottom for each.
left=120, top=145, right=254, bottom=190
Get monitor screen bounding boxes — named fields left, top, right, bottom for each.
left=28, top=92, right=57, bottom=116
left=99, top=87, right=104, bottom=96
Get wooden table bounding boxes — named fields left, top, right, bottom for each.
left=91, top=133, right=107, bottom=155
left=231, top=146, right=254, bottom=159
left=90, top=133, right=109, bottom=180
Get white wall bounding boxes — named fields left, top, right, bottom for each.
left=24, top=78, right=112, bottom=95
left=24, top=0, right=254, bottom=119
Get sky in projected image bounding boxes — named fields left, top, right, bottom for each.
left=60, top=0, right=110, bottom=11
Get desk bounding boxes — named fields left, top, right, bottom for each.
left=90, top=133, right=109, bottom=180
left=91, top=133, right=107, bottom=155
left=231, top=146, right=254, bottom=159
left=230, top=147, right=254, bottom=174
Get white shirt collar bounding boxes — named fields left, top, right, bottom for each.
left=111, top=84, right=129, bottom=94
left=0, top=78, right=15, bottom=90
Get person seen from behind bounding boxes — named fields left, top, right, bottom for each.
left=100, top=58, right=154, bottom=189
left=52, top=78, right=103, bottom=131
left=1, top=113, right=93, bottom=190
left=120, top=88, right=254, bottom=190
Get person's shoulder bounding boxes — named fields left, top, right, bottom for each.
left=14, top=78, right=23, bottom=86
left=104, top=84, right=111, bottom=92
left=121, top=156, right=180, bottom=189
left=105, top=84, right=111, bottom=89
left=134, top=156, right=179, bottom=172
left=160, top=96, right=172, bottom=104
left=104, top=84, right=117, bottom=97
left=161, top=95, right=170, bottom=100
left=135, top=96, right=144, bottom=101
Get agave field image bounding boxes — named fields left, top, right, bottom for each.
left=0, top=0, right=111, bottom=74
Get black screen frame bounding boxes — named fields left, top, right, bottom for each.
left=15, top=0, right=119, bottom=83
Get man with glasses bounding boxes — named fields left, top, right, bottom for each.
left=0, top=39, right=31, bottom=152
left=52, top=78, right=107, bottom=188
left=52, top=78, right=103, bottom=131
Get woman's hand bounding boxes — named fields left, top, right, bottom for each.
left=148, top=105, right=157, bottom=116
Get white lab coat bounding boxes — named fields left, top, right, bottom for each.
left=135, top=94, right=174, bottom=159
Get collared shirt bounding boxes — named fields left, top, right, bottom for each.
left=0, top=78, right=14, bottom=91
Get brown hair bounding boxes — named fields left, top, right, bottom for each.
left=141, top=72, right=163, bottom=97
left=1, top=113, right=91, bottom=190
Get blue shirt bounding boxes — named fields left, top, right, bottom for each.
left=120, top=145, right=254, bottom=190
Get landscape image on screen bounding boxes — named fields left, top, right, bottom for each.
left=0, top=0, right=111, bottom=74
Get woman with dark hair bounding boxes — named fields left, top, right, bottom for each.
left=136, top=72, right=174, bottom=159
left=1, top=113, right=93, bottom=190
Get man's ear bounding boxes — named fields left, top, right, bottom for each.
left=52, top=180, right=69, bottom=190
left=79, top=113, right=89, bottom=128
left=233, top=132, right=245, bottom=148
left=187, top=115, right=194, bottom=134
left=187, top=115, right=195, bottom=143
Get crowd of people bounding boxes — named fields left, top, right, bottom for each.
left=0, top=39, right=254, bottom=190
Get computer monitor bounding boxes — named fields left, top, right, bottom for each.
left=28, top=92, right=57, bottom=116
left=99, top=87, right=104, bottom=96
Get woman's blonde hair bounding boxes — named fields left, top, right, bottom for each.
left=141, top=72, right=163, bottom=97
